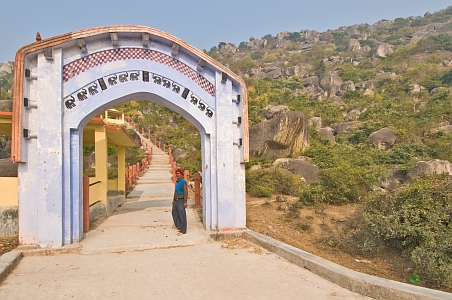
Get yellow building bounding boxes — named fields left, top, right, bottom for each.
left=0, top=111, right=137, bottom=235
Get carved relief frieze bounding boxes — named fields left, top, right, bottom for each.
left=63, top=70, right=214, bottom=119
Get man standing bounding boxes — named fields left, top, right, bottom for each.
left=172, top=168, right=188, bottom=235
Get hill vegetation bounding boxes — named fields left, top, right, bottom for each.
left=178, top=6, right=452, bottom=289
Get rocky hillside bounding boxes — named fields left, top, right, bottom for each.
left=211, top=7, right=452, bottom=84
left=215, top=7, right=452, bottom=288
left=204, top=6, right=452, bottom=182
left=0, top=62, right=14, bottom=101
left=0, top=61, right=13, bottom=77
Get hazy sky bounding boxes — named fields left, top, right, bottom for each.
left=0, top=0, right=450, bottom=62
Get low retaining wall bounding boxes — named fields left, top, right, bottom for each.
left=89, top=194, right=125, bottom=221
left=245, top=230, right=451, bottom=300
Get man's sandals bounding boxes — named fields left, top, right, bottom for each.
left=175, top=229, right=183, bottom=236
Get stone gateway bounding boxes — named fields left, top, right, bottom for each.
left=11, top=26, right=249, bottom=247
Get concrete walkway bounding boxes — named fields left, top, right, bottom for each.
left=1, top=139, right=449, bottom=299
left=0, top=142, right=372, bottom=299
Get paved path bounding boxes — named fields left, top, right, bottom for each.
left=0, top=141, right=370, bottom=299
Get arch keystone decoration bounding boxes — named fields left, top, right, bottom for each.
left=12, top=25, right=249, bottom=247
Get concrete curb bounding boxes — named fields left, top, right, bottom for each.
left=244, top=230, right=451, bottom=300
left=18, top=243, right=82, bottom=257
left=0, top=250, right=22, bottom=283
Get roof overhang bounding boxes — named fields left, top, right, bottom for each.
left=83, top=118, right=137, bottom=147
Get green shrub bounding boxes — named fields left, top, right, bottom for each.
left=440, top=69, right=452, bottom=85
left=359, top=40, right=374, bottom=47
left=361, top=174, right=452, bottom=287
left=250, top=50, right=264, bottom=60
left=263, top=53, right=278, bottom=63
left=231, top=56, right=255, bottom=73
left=388, top=144, right=434, bottom=165
left=253, top=186, right=274, bottom=198
left=246, top=168, right=301, bottom=197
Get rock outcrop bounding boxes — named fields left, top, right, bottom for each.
left=250, top=111, right=309, bottom=158
left=0, top=100, right=12, bottom=111
left=258, top=105, right=290, bottom=119
left=374, top=42, right=394, bottom=58
left=333, top=121, right=364, bottom=136
left=368, top=128, right=397, bottom=150
left=219, top=43, right=237, bottom=54
left=173, top=149, right=188, bottom=161
left=0, top=61, right=13, bottom=76
left=346, top=39, right=361, bottom=52
left=272, top=157, right=320, bottom=183
left=407, top=159, right=452, bottom=179
left=319, top=127, right=335, bottom=143
left=319, top=73, right=344, bottom=93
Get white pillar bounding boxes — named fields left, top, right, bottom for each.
left=36, top=49, right=64, bottom=247
left=215, top=72, right=235, bottom=230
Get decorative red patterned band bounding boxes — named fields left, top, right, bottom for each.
left=63, top=48, right=215, bottom=97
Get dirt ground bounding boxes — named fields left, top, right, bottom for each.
left=246, top=194, right=451, bottom=293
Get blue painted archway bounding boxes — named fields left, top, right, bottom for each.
left=12, top=26, right=249, bottom=247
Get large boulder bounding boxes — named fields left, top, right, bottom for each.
left=333, top=121, right=364, bottom=136
left=272, top=157, right=320, bottom=183
left=430, top=87, right=445, bottom=95
left=219, top=43, right=237, bottom=54
left=329, top=96, right=345, bottom=105
left=368, top=127, right=396, bottom=150
left=357, top=45, right=371, bottom=55
left=327, top=85, right=341, bottom=98
left=0, top=61, right=14, bottom=76
left=262, top=67, right=282, bottom=79
left=282, top=64, right=315, bottom=78
left=369, top=20, right=393, bottom=33
left=407, top=159, right=452, bottom=179
left=374, top=42, right=394, bottom=58
left=355, top=80, right=379, bottom=90
left=341, top=81, right=356, bottom=92
left=319, top=73, right=343, bottom=91
left=344, top=109, right=362, bottom=121
left=319, top=127, right=335, bottom=143
left=258, top=105, right=289, bottom=119
left=247, top=37, right=263, bottom=50
left=409, top=84, right=426, bottom=94
left=249, top=111, right=309, bottom=158
left=0, top=100, right=12, bottom=112
left=302, top=86, right=327, bottom=100
left=301, top=76, right=319, bottom=87
left=378, top=168, right=403, bottom=190
left=308, top=117, right=322, bottom=129
left=346, top=39, right=361, bottom=51
left=345, top=26, right=360, bottom=36
left=83, top=152, right=96, bottom=170
left=173, top=149, right=188, bottom=161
